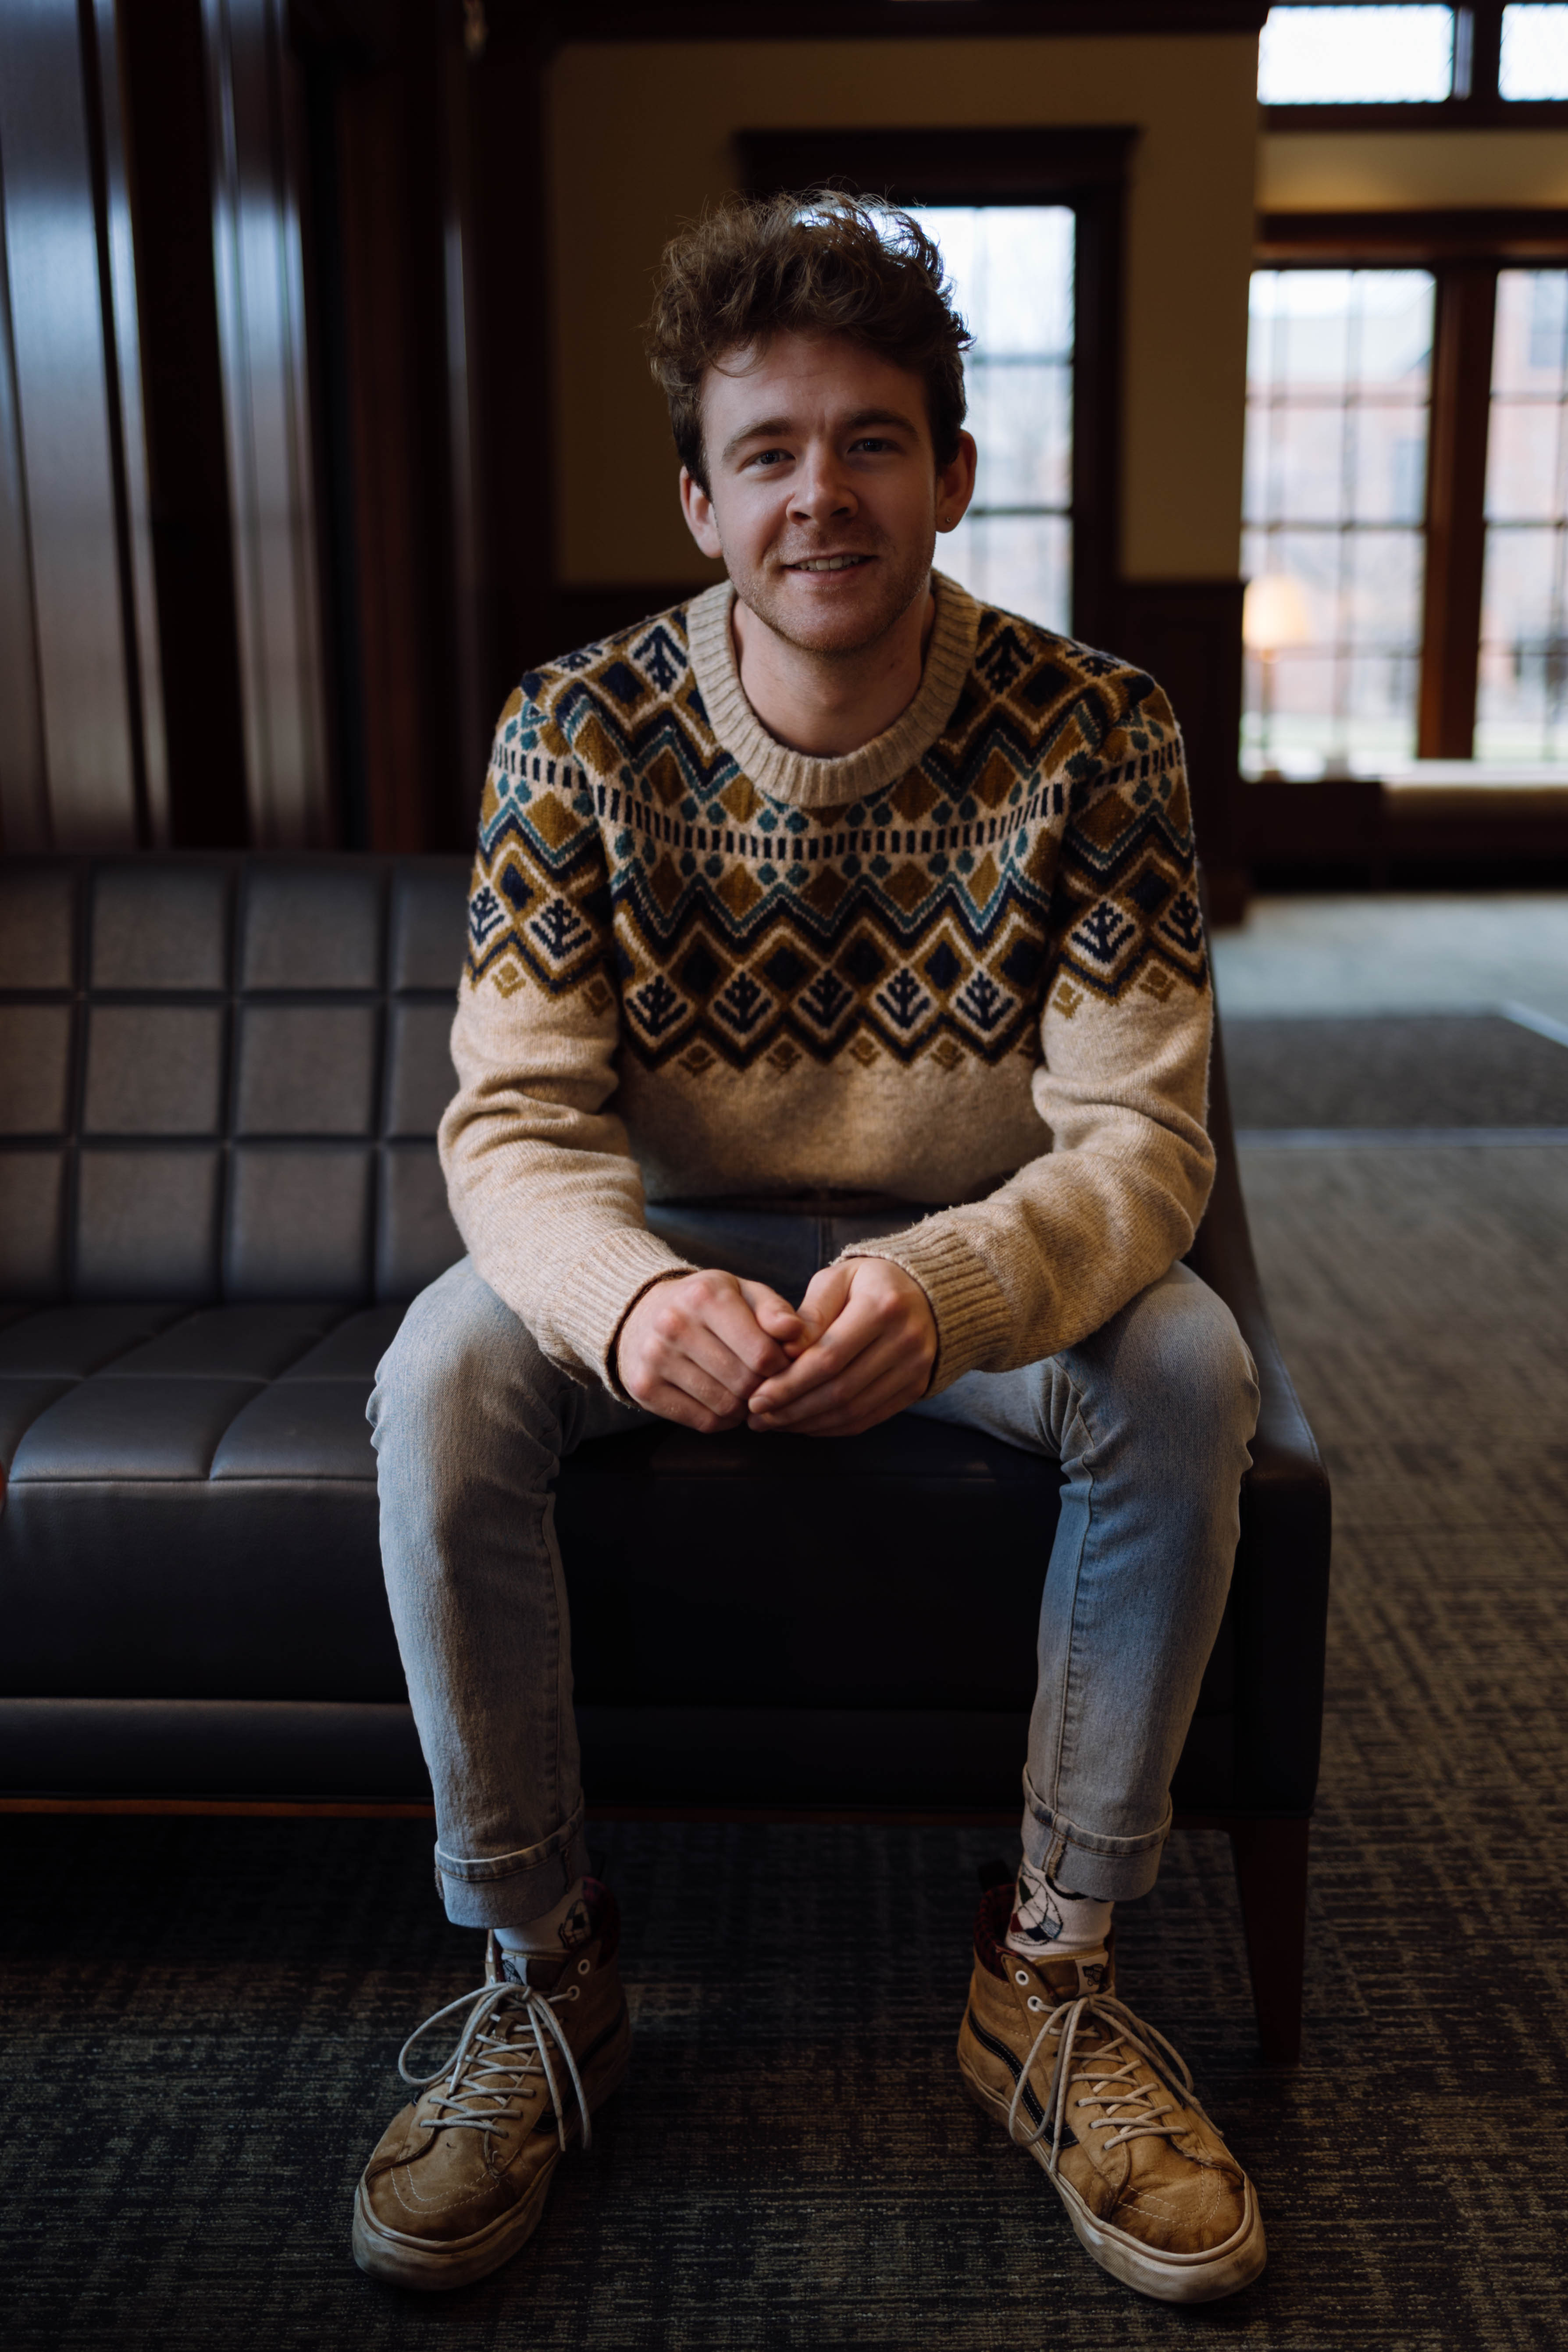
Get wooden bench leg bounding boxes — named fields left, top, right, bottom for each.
left=1228, top=1817, right=1309, bottom=2065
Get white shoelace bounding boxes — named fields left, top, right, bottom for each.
left=1005, top=1988, right=1219, bottom=2180
left=397, top=1979, right=592, bottom=2155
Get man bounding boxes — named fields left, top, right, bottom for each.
left=355, top=192, right=1264, bottom=2306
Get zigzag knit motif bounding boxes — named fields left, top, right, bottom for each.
left=463, top=601, right=1208, bottom=1079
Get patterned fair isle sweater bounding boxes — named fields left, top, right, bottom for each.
left=439, top=572, right=1215, bottom=1397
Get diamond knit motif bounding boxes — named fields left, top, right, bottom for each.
left=463, top=598, right=1207, bottom=1076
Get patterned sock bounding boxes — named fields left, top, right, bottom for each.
left=493, top=1878, right=590, bottom=1959
left=1005, top=1852, right=1113, bottom=1960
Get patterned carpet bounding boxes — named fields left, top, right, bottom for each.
left=5, top=1040, right=1568, bottom=2346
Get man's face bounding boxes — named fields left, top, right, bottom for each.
left=680, top=331, right=974, bottom=659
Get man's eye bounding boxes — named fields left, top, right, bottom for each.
left=747, top=449, right=790, bottom=469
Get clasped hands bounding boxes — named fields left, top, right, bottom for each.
left=616, top=1258, right=936, bottom=1438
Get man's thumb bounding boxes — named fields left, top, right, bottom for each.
left=801, top=1260, right=854, bottom=1324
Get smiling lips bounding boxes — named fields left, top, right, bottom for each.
left=786, top=552, right=873, bottom=572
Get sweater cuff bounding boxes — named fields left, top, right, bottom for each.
left=838, top=1219, right=1014, bottom=1393
left=551, top=1226, right=697, bottom=1399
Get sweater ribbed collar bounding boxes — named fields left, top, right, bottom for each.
left=685, top=570, right=980, bottom=810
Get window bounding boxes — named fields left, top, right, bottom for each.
left=1478, top=271, right=1568, bottom=756
left=1243, top=271, right=1435, bottom=774
left=1500, top=4, right=1568, bottom=96
left=1245, top=228, right=1568, bottom=775
left=907, top=207, right=1074, bottom=633
left=1260, top=0, right=1568, bottom=120
left=1258, top=6, right=1456, bottom=104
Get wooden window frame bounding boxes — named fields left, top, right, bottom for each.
left=1262, top=2, right=1568, bottom=131
left=735, top=127, right=1135, bottom=649
left=542, top=4, right=1270, bottom=45
left=1254, top=208, right=1568, bottom=759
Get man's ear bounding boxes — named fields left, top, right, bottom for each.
left=680, top=466, right=723, bottom=559
left=935, top=430, right=979, bottom=535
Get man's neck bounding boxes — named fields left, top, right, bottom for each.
left=731, top=584, right=937, bottom=759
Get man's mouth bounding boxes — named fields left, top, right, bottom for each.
left=786, top=554, right=872, bottom=573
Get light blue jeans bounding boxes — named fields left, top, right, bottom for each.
left=369, top=1208, right=1258, bottom=1930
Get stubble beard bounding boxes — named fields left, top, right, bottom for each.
left=727, top=531, right=936, bottom=662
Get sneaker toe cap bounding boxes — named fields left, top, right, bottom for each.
left=1116, top=2163, right=1251, bottom=2254
left=361, top=2117, right=535, bottom=2245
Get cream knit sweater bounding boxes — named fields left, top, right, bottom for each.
left=439, top=575, right=1215, bottom=1396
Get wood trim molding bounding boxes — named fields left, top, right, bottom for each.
left=738, top=125, right=1138, bottom=204
left=1263, top=98, right=1568, bottom=131
left=520, top=2, right=1270, bottom=46
left=1257, top=209, right=1568, bottom=264
left=1418, top=265, right=1496, bottom=759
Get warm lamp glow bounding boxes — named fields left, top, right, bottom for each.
left=1244, top=574, right=1313, bottom=654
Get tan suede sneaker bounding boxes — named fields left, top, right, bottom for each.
left=353, top=1878, right=631, bottom=2290
left=957, top=1882, right=1266, bottom=2303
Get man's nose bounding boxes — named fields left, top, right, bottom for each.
left=788, top=449, right=858, bottom=524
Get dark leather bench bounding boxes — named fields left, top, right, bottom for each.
left=0, top=853, right=1330, bottom=2056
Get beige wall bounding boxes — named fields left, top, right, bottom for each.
left=1259, top=128, right=1568, bottom=211
left=547, top=33, right=1260, bottom=591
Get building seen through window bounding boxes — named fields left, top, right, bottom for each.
left=1242, top=270, right=1434, bottom=776
left=908, top=207, right=1074, bottom=634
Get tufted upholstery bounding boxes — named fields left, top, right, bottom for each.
left=0, top=858, right=467, bottom=1309
left=0, top=858, right=1329, bottom=1868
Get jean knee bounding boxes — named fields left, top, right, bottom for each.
left=369, top=1261, right=542, bottom=1451
left=1115, top=1271, right=1258, bottom=1448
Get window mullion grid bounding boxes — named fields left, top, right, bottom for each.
left=1552, top=347, right=1568, bottom=754
left=1335, top=278, right=1361, bottom=763
left=1263, top=285, right=1286, bottom=769
left=1466, top=3, right=1505, bottom=103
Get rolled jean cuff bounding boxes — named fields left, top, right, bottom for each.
left=1021, top=1772, right=1172, bottom=1904
left=433, top=1803, right=590, bottom=1930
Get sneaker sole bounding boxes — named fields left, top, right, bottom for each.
left=352, top=2018, right=631, bottom=2291
left=959, top=2056, right=1268, bottom=2305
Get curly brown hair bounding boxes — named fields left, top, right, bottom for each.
left=645, top=189, right=972, bottom=490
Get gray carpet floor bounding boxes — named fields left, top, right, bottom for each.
left=5, top=1033, right=1568, bottom=2347
left=1224, top=1012, right=1568, bottom=1129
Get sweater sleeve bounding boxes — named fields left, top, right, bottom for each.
left=438, top=693, right=694, bottom=1390
left=839, top=675, right=1215, bottom=1390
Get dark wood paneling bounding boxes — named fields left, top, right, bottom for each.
left=0, top=138, right=50, bottom=852
left=118, top=0, right=249, bottom=848
left=463, top=14, right=558, bottom=727
left=1418, top=265, right=1497, bottom=761
left=1113, top=580, right=1247, bottom=919
left=204, top=0, right=332, bottom=847
left=300, top=0, right=476, bottom=852
left=0, top=0, right=145, bottom=849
